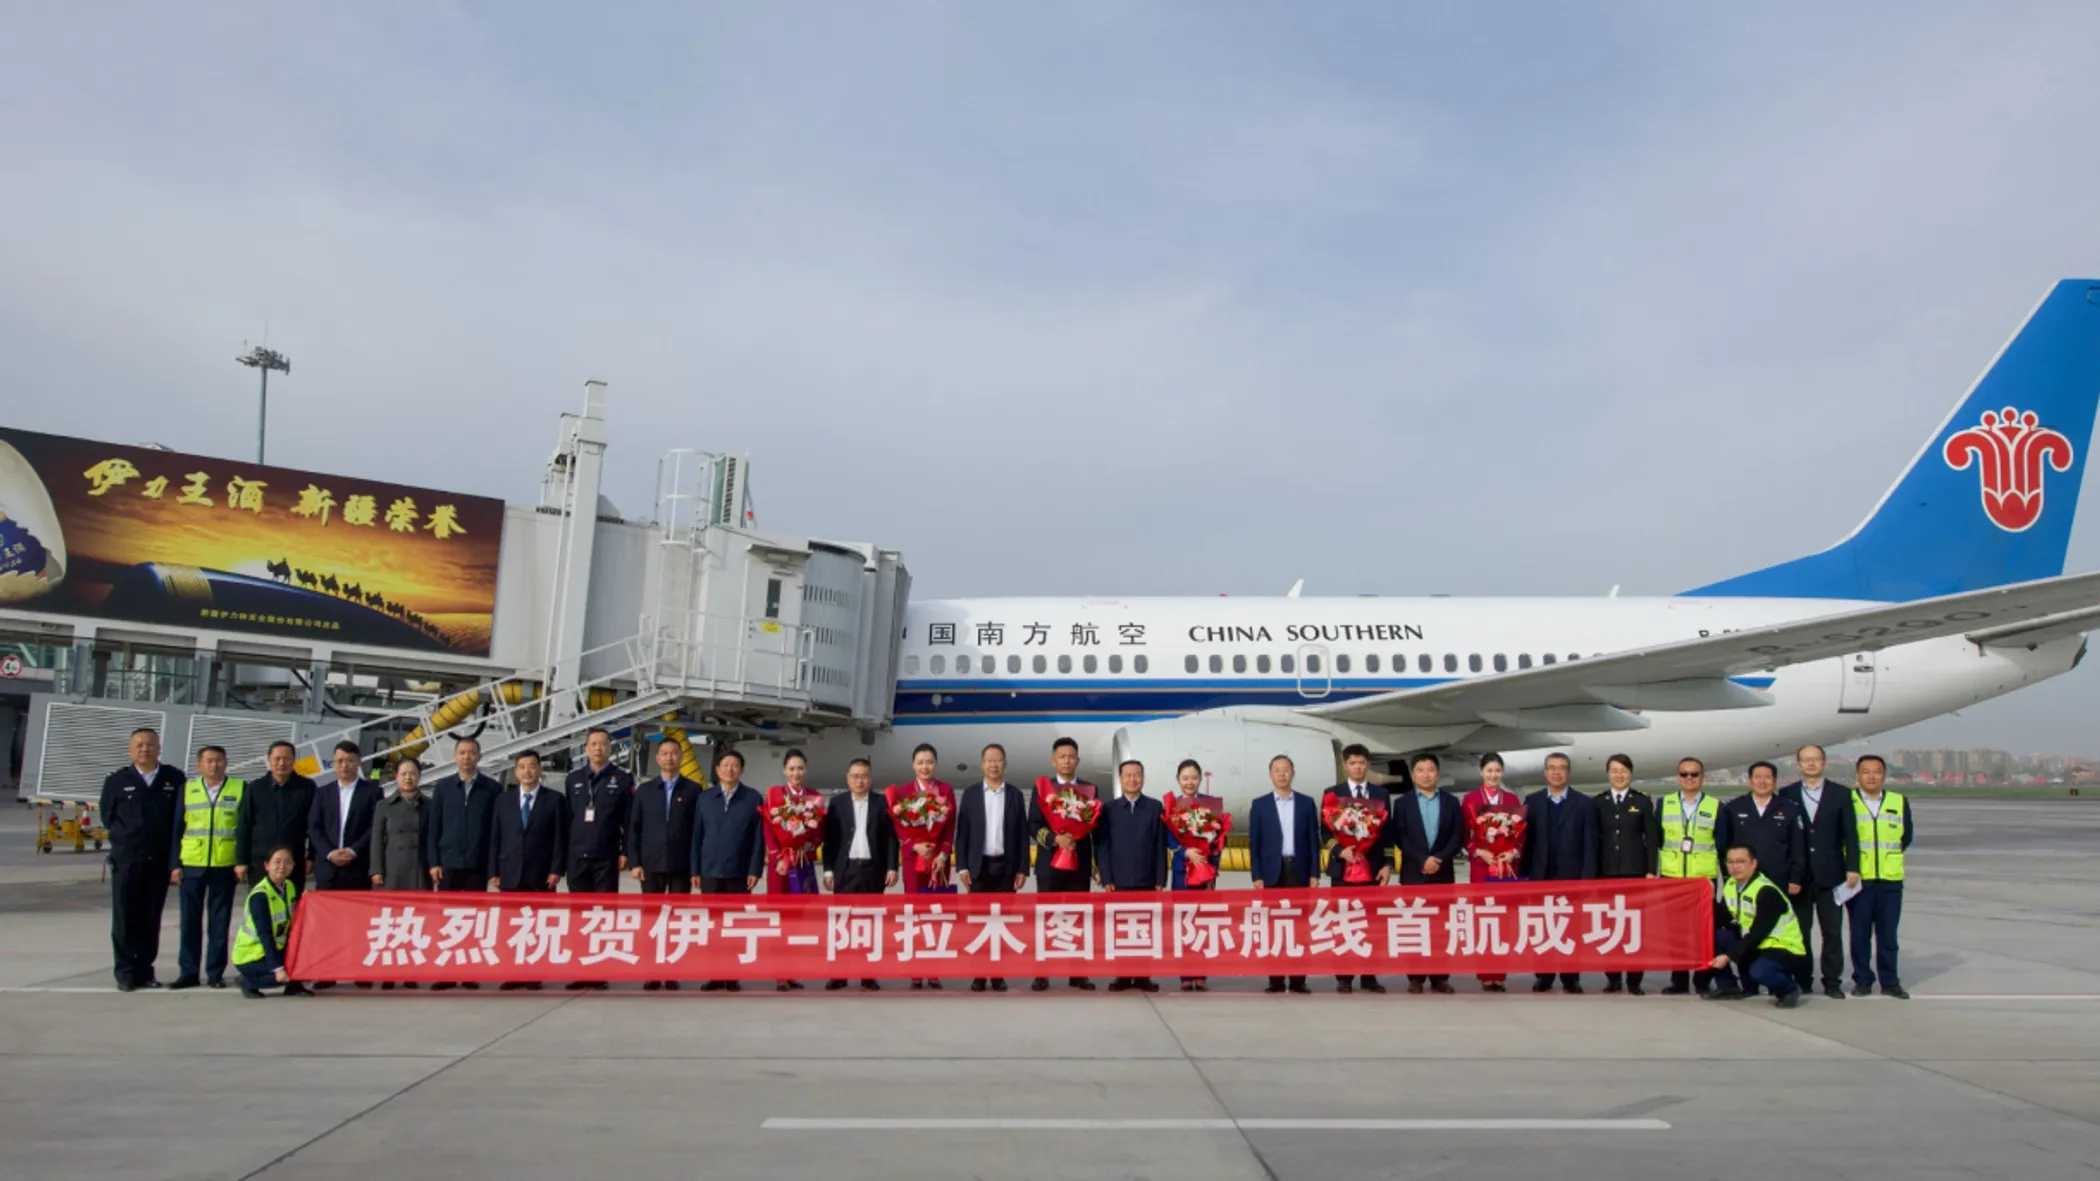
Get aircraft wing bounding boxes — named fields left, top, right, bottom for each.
left=1300, top=570, right=2100, bottom=731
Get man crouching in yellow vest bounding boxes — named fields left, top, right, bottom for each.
left=1703, top=844, right=1809, bottom=1009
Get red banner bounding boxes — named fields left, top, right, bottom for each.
left=286, top=880, right=1713, bottom=983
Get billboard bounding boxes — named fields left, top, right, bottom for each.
left=0, top=426, right=504, bottom=657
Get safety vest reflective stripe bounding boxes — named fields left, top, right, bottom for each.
left=1854, top=791, right=1907, bottom=881
left=231, top=878, right=298, bottom=967
left=1658, top=794, right=1721, bottom=879
left=1726, top=872, right=1806, bottom=956
left=180, top=779, right=246, bottom=868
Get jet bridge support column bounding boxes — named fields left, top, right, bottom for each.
left=542, top=380, right=609, bottom=723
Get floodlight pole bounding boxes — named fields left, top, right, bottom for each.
left=237, top=347, right=292, bottom=463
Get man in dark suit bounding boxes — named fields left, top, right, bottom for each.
left=421, top=737, right=503, bottom=992
left=690, top=748, right=764, bottom=992
left=1779, top=744, right=1860, bottom=1000
left=1095, top=759, right=1169, bottom=993
left=1029, top=736, right=1099, bottom=993
left=1714, top=761, right=1807, bottom=995
left=1247, top=754, right=1320, bottom=994
left=102, top=727, right=184, bottom=992
left=1322, top=743, right=1392, bottom=994
left=822, top=758, right=897, bottom=992
left=234, top=740, right=313, bottom=894
left=627, top=738, right=702, bottom=991
left=955, top=744, right=1030, bottom=992
left=1594, top=753, right=1661, bottom=995
left=490, top=750, right=568, bottom=991
left=1523, top=753, right=1601, bottom=994
left=1394, top=752, right=1463, bottom=994
left=307, top=740, right=384, bottom=990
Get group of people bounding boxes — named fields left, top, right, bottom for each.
left=98, top=724, right=1913, bottom=1005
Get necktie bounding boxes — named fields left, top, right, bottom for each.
left=522, top=793, right=533, bottom=827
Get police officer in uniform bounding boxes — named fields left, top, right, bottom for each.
left=100, top=727, right=184, bottom=991
left=170, top=744, right=245, bottom=989
left=565, top=727, right=634, bottom=991
left=1658, top=757, right=1723, bottom=995
left=1703, top=844, right=1808, bottom=1008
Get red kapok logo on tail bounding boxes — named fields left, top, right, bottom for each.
left=1943, top=407, right=2075, bottom=533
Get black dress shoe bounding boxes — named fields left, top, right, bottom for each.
left=1031, top=978, right=1049, bottom=992
left=284, top=983, right=314, bottom=997
left=116, top=981, right=136, bottom=993
left=1069, top=978, right=1096, bottom=991
left=664, top=982, right=681, bottom=991
left=1628, top=984, right=1647, bottom=996
left=724, top=981, right=741, bottom=993
left=206, top=978, right=227, bottom=990
left=169, top=978, right=200, bottom=991
left=701, top=981, right=725, bottom=992
left=860, top=980, right=880, bottom=991
left=1562, top=982, right=1584, bottom=995
left=778, top=982, right=795, bottom=993
left=1264, top=981, right=1286, bottom=994
left=565, top=982, right=592, bottom=991
left=645, top=981, right=664, bottom=992
left=1335, top=980, right=1354, bottom=994
left=1824, top=984, right=1847, bottom=1000
left=462, top=982, right=481, bottom=991
left=1531, top=979, right=1554, bottom=993
left=525, top=982, right=544, bottom=991
left=991, top=979, right=1009, bottom=992
left=1107, top=979, right=1132, bottom=992
left=1853, top=984, right=1875, bottom=997
left=924, top=980, right=941, bottom=990
left=1702, top=986, right=1747, bottom=1001
left=500, top=982, right=527, bottom=991
left=1602, top=980, right=1624, bottom=994
left=1774, top=991, right=1802, bottom=1009
left=785, top=980, right=806, bottom=991
left=1883, top=985, right=1910, bottom=1000
left=1407, top=980, right=1425, bottom=994
left=1661, top=984, right=1690, bottom=996
left=242, top=987, right=265, bottom=999
left=823, top=980, right=846, bottom=992
left=1288, top=981, right=1313, bottom=995
left=430, top=981, right=457, bottom=992
left=382, top=982, right=397, bottom=991
left=1482, top=982, right=1506, bottom=993
left=354, top=982, right=373, bottom=990
left=1362, top=978, right=1387, bottom=994
left=910, top=980, right=925, bottom=991
left=970, top=980, right=988, bottom=992
left=1430, top=981, right=1456, bottom=995
left=1136, top=979, right=1160, bottom=993
left=138, top=979, right=164, bottom=989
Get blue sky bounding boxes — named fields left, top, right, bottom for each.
left=5, top=3, right=2099, bottom=751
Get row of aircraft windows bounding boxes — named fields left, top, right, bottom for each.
left=909, top=652, right=1155, bottom=675
left=904, top=651, right=1592, bottom=677
left=1183, top=652, right=1587, bottom=675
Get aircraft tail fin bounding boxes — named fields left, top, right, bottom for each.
left=1687, top=280, right=2100, bottom=601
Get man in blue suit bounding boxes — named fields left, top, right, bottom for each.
left=690, top=748, right=765, bottom=992
left=1096, top=759, right=1169, bottom=993
left=1248, top=754, right=1320, bottom=994
left=1393, top=753, right=1463, bottom=994
left=1523, top=753, right=1600, bottom=994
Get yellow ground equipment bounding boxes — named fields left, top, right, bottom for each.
left=36, top=801, right=106, bottom=854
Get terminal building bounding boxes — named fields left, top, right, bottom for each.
left=0, top=382, right=911, bottom=796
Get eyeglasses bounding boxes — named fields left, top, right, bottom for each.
left=1677, top=771, right=1703, bottom=779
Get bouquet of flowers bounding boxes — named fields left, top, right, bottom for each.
left=1035, top=778, right=1101, bottom=873
left=884, top=784, right=954, bottom=878
left=764, top=791, right=828, bottom=893
left=1321, top=799, right=1389, bottom=884
left=1470, top=806, right=1526, bottom=881
left=1164, top=793, right=1231, bottom=887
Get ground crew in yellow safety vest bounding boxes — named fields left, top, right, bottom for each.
left=1846, top=754, right=1914, bottom=999
left=1703, top=845, right=1808, bottom=1008
left=170, top=745, right=245, bottom=990
left=1659, top=757, right=1723, bottom=995
left=233, top=845, right=311, bottom=998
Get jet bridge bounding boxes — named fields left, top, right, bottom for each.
left=8, top=382, right=910, bottom=796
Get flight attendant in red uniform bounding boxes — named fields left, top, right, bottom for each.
left=1460, top=753, right=1527, bottom=993
left=886, top=743, right=956, bottom=990
left=764, top=749, right=825, bottom=992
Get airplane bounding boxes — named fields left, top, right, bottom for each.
left=808, top=279, right=2100, bottom=791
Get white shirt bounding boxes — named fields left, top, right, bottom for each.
left=335, top=780, right=359, bottom=846
left=1273, top=792, right=1296, bottom=858
left=848, top=795, right=873, bottom=860
left=1345, top=780, right=1369, bottom=800
left=982, top=783, right=1008, bottom=857
left=518, top=786, right=540, bottom=823
left=1800, top=781, right=1824, bottom=821
left=1861, top=792, right=1885, bottom=819
left=202, top=779, right=224, bottom=804
left=1611, top=789, right=1629, bottom=806
left=1547, top=787, right=1568, bottom=805
left=1753, top=796, right=1771, bottom=817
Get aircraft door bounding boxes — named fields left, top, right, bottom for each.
left=1838, top=652, right=1876, bottom=714
left=1296, top=643, right=1331, bottom=700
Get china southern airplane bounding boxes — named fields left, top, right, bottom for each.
left=813, top=280, right=2100, bottom=790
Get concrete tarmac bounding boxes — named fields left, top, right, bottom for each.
left=2, top=796, right=2097, bottom=1180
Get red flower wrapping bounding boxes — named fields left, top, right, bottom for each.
left=1165, top=793, right=1231, bottom=887
left=1035, top=777, right=1101, bottom=873
left=884, top=784, right=954, bottom=879
left=763, top=791, right=827, bottom=876
left=1322, top=799, right=1388, bottom=884
left=1463, top=788, right=1527, bottom=880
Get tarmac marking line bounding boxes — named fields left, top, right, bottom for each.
left=761, top=1118, right=1672, bottom=1131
